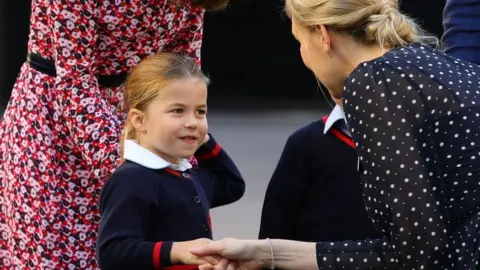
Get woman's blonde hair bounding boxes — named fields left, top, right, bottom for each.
left=120, top=53, right=209, bottom=160
left=285, top=0, right=438, bottom=48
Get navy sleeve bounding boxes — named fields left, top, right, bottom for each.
left=194, top=134, right=245, bottom=208
left=258, top=129, right=310, bottom=239
left=96, top=169, right=173, bottom=270
left=442, top=0, right=480, bottom=64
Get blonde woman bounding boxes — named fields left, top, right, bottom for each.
left=190, top=0, right=480, bottom=269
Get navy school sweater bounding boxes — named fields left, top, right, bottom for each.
left=96, top=135, right=245, bottom=270
left=258, top=116, right=382, bottom=242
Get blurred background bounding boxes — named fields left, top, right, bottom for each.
left=0, top=0, right=445, bottom=239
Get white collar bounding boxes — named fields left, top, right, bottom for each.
left=123, top=139, right=192, bottom=171
left=323, top=105, right=349, bottom=135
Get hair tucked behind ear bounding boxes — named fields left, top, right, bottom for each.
left=285, top=0, right=438, bottom=48
left=119, top=53, right=209, bottom=161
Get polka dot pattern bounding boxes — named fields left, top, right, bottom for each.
left=316, top=43, right=480, bottom=269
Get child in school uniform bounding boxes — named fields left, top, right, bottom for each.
left=96, top=53, right=245, bottom=270
left=258, top=97, right=381, bottom=242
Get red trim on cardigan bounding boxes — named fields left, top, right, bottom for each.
left=321, top=115, right=356, bottom=149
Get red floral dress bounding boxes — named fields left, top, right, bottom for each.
left=0, top=0, right=204, bottom=269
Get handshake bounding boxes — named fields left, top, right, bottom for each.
left=172, top=238, right=265, bottom=270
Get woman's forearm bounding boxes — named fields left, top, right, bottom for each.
left=251, top=239, right=318, bottom=270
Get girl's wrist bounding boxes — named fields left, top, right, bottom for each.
left=170, top=241, right=181, bottom=264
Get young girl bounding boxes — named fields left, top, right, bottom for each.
left=96, top=53, right=245, bottom=270
left=0, top=0, right=229, bottom=268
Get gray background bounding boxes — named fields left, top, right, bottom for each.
left=206, top=108, right=327, bottom=240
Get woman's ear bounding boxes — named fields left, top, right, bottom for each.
left=129, top=109, right=147, bottom=134
left=316, top=25, right=332, bottom=53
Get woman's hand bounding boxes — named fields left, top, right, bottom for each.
left=171, top=238, right=221, bottom=266
left=192, top=238, right=319, bottom=270
left=190, top=238, right=265, bottom=270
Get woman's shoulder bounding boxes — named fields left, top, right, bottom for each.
left=364, top=43, right=480, bottom=73
left=350, top=42, right=480, bottom=95
left=348, top=43, right=463, bottom=85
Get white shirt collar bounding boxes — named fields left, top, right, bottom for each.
left=323, top=105, right=350, bottom=136
left=123, top=139, right=192, bottom=171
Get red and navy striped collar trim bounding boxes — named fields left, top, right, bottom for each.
left=321, top=115, right=356, bottom=149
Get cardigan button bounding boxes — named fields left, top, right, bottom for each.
left=202, top=224, right=209, bottom=232
left=182, top=172, right=190, bottom=179
left=194, top=196, right=201, bottom=204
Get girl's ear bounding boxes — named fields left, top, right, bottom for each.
left=129, top=109, right=147, bottom=134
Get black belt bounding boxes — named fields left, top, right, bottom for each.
left=26, top=52, right=127, bottom=87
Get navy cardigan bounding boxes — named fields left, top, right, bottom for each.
left=258, top=116, right=381, bottom=242
left=96, top=135, right=245, bottom=270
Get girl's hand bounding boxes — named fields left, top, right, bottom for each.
left=191, top=238, right=264, bottom=270
left=171, top=238, right=221, bottom=266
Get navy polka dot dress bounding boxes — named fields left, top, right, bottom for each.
left=316, top=43, right=480, bottom=269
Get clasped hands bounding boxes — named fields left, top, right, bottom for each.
left=173, top=238, right=262, bottom=270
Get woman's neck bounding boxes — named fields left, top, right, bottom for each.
left=336, top=36, right=390, bottom=78
left=349, top=46, right=387, bottom=74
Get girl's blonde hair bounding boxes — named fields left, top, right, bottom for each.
left=285, top=0, right=438, bottom=48
left=120, top=53, right=209, bottom=160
